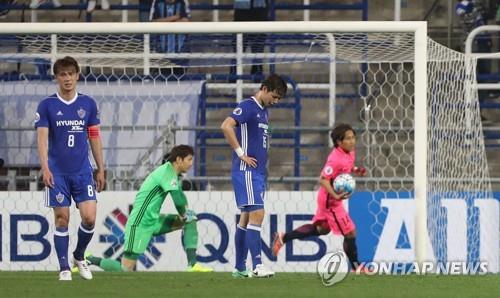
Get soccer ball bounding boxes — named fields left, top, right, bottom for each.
left=333, top=173, right=356, bottom=194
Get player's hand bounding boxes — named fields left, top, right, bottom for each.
left=95, top=170, right=106, bottom=192
left=332, top=191, right=350, bottom=201
left=352, top=166, right=367, bottom=177
left=185, top=209, right=197, bottom=223
left=239, top=155, right=257, bottom=168
left=42, top=168, right=54, bottom=188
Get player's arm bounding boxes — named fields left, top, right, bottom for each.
left=319, top=175, right=349, bottom=200
left=88, top=125, right=105, bottom=192
left=37, top=127, right=54, bottom=188
left=220, top=117, right=257, bottom=168
left=170, top=189, right=187, bottom=216
left=170, top=189, right=196, bottom=222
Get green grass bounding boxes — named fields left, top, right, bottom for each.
left=0, top=272, right=498, bottom=298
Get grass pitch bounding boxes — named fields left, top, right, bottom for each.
left=0, top=272, right=498, bottom=298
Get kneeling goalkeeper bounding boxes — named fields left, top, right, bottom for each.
left=84, top=145, right=212, bottom=272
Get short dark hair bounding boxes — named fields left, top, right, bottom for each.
left=53, top=56, right=80, bottom=75
left=165, top=145, right=194, bottom=163
left=330, top=123, right=356, bottom=147
left=260, top=74, right=287, bottom=98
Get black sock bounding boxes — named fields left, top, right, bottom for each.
left=283, top=224, right=320, bottom=243
left=343, top=237, right=359, bottom=269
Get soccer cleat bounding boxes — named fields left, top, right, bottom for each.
left=101, top=0, right=110, bottom=10
left=29, top=0, right=46, bottom=9
left=59, top=270, right=72, bottom=281
left=232, top=269, right=251, bottom=278
left=51, top=0, right=61, bottom=8
left=272, top=232, right=284, bottom=256
left=71, top=251, right=91, bottom=273
left=352, top=264, right=373, bottom=274
left=251, top=264, right=275, bottom=278
left=86, top=0, right=96, bottom=12
left=73, top=258, right=93, bottom=280
left=187, top=263, right=214, bottom=273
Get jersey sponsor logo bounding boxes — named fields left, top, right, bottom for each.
left=171, top=179, right=178, bottom=188
left=56, top=119, right=85, bottom=127
left=232, top=107, right=242, bottom=115
left=34, top=112, right=40, bottom=123
left=257, top=113, right=260, bottom=118
left=324, top=166, right=333, bottom=175
left=56, top=192, right=64, bottom=203
left=77, top=108, right=86, bottom=119
left=56, top=111, right=63, bottom=116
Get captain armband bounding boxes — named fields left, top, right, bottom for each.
left=87, top=125, right=101, bottom=139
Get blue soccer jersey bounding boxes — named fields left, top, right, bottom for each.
left=230, top=97, right=269, bottom=175
left=34, top=92, right=100, bottom=175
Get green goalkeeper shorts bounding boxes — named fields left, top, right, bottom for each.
left=123, top=216, right=165, bottom=256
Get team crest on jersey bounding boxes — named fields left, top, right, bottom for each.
left=324, top=166, right=333, bottom=175
left=34, top=112, right=40, bottom=123
left=56, top=192, right=65, bottom=203
left=77, top=108, right=86, bottom=119
left=233, top=107, right=242, bottom=115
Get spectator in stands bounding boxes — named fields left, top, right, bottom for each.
left=0, top=0, right=16, bottom=18
left=231, top=0, right=270, bottom=82
left=149, top=0, right=191, bottom=76
left=139, top=0, right=154, bottom=22
left=30, top=0, right=61, bottom=9
left=496, top=4, right=500, bottom=24
left=87, top=0, right=110, bottom=13
left=456, top=0, right=493, bottom=122
left=456, top=0, right=492, bottom=75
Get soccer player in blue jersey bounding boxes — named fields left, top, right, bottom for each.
left=35, top=56, right=105, bottom=281
left=221, top=74, right=287, bottom=278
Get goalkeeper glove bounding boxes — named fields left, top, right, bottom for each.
left=184, top=209, right=197, bottom=223
left=352, top=166, right=367, bottom=176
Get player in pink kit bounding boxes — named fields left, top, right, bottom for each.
left=272, top=124, right=366, bottom=271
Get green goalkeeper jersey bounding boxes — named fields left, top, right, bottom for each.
left=126, top=162, right=186, bottom=228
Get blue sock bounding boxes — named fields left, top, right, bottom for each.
left=54, top=227, right=70, bottom=271
left=73, top=223, right=94, bottom=261
left=234, top=224, right=248, bottom=271
left=246, top=224, right=262, bottom=270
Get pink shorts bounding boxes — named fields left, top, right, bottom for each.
left=312, top=194, right=355, bottom=235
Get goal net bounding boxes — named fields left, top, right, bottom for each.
left=0, top=22, right=497, bottom=273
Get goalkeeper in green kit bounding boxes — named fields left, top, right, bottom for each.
left=82, top=145, right=213, bottom=272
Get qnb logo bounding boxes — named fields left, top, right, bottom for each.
left=100, top=208, right=165, bottom=268
left=317, top=251, right=349, bottom=286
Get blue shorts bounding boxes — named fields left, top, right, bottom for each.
left=231, top=171, right=266, bottom=210
left=44, top=172, right=97, bottom=208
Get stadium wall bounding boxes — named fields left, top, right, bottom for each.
left=0, top=191, right=498, bottom=272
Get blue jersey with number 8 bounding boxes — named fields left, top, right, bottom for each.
left=230, top=97, right=269, bottom=175
left=35, top=92, right=100, bottom=175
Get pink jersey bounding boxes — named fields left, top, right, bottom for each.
left=317, top=146, right=355, bottom=209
